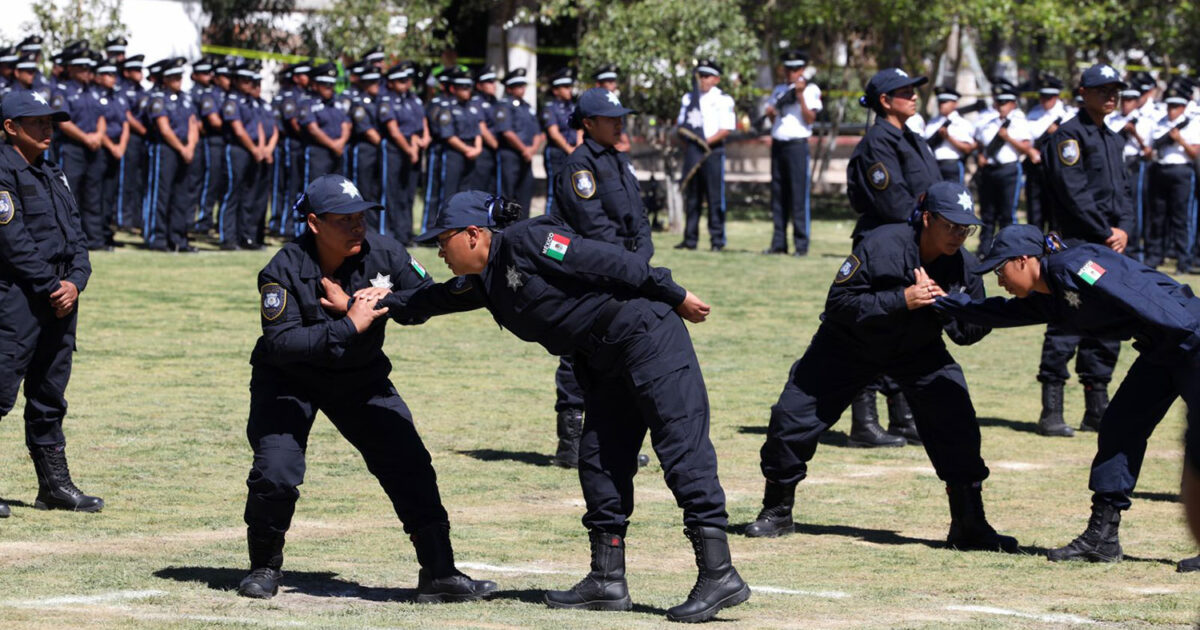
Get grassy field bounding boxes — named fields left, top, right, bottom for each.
left=0, top=212, right=1197, bottom=629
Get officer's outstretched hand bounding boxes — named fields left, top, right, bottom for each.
left=319, top=277, right=351, bottom=315
left=49, top=281, right=79, bottom=318
left=676, top=291, right=711, bottom=323
left=347, top=294, right=388, bottom=332
left=905, top=268, right=945, bottom=310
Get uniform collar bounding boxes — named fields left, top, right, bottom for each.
left=295, top=232, right=374, bottom=280
left=583, top=136, right=614, bottom=156
left=874, top=118, right=904, bottom=139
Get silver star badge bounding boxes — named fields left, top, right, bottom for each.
left=370, top=273, right=392, bottom=289
left=31, top=91, right=48, bottom=105
left=1064, top=290, right=1081, bottom=308
left=606, top=91, right=621, bottom=106
left=895, top=69, right=909, bottom=77
left=340, top=180, right=361, bottom=199
left=957, top=191, right=973, bottom=211
left=506, top=265, right=523, bottom=291
left=1100, top=65, right=1116, bottom=79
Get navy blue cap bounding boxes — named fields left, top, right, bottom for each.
left=861, top=68, right=927, bottom=108
left=935, top=85, right=960, bottom=101
left=1080, top=63, right=1126, bottom=88
left=414, top=191, right=500, bottom=242
left=504, top=67, right=528, bottom=86
left=550, top=67, right=575, bottom=86
left=921, top=181, right=981, bottom=227
left=312, top=62, right=338, bottom=84
left=992, top=80, right=1018, bottom=102
left=592, top=64, right=618, bottom=81
left=1, top=89, right=69, bottom=122
left=575, top=87, right=634, bottom=119
left=294, top=174, right=379, bottom=217
left=781, top=49, right=807, bottom=69
left=972, top=224, right=1048, bottom=273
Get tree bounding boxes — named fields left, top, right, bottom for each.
left=307, top=0, right=455, bottom=62
left=202, top=0, right=297, bottom=52
left=25, top=0, right=127, bottom=53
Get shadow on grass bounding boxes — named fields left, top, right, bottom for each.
left=1131, top=491, right=1180, bottom=503
left=490, top=589, right=670, bottom=616
left=0, top=497, right=37, bottom=509
left=736, top=425, right=850, bottom=447
left=729, top=521, right=942, bottom=549
left=977, top=416, right=1041, bottom=435
left=456, top=449, right=555, bottom=467
left=153, top=566, right=415, bottom=601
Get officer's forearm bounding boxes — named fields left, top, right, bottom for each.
left=481, top=126, right=498, bottom=150
left=157, top=118, right=186, bottom=155
left=307, top=124, right=338, bottom=151
left=447, top=136, right=471, bottom=154
left=127, top=113, right=147, bottom=136
left=95, top=118, right=107, bottom=141
left=547, top=126, right=570, bottom=152
left=232, top=121, right=256, bottom=152
left=386, top=121, right=411, bottom=151
left=206, top=112, right=223, bottom=130
left=502, top=130, right=527, bottom=152
left=58, top=121, right=90, bottom=144
left=365, top=129, right=382, bottom=146
left=707, top=129, right=730, bottom=146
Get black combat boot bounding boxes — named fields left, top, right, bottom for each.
left=945, top=482, right=1019, bottom=553
left=744, top=480, right=795, bottom=538
left=848, top=390, right=905, bottom=448
left=30, top=444, right=103, bottom=512
left=237, top=529, right=284, bottom=599
left=553, top=408, right=584, bottom=468
left=886, top=393, right=921, bottom=445
left=1177, top=555, right=1200, bottom=572
left=1036, top=382, right=1074, bottom=437
left=544, top=531, right=632, bottom=611
left=1047, top=502, right=1123, bottom=562
left=1079, top=384, right=1108, bottom=432
left=411, top=522, right=498, bottom=603
left=666, top=527, right=751, bottom=623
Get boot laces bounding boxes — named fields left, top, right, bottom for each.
left=43, top=448, right=83, bottom=496
left=755, top=504, right=790, bottom=521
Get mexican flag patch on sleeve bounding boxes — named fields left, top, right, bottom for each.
left=542, top=232, right=570, bottom=261
left=410, top=256, right=427, bottom=278
left=1076, top=260, right=1106, bottom=285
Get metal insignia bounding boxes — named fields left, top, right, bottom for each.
left=834, top=254, right=861, bottom=284
left=571, top=170, right=596, bottom=199
left=260, top=283, right=287, bottom=321
left=506, top=265, right=523, bottom=290
left=867, top=162, right=889, bottom=190
left=370, top=272, right=393, bottom=289
left=0, top=191, right=13, bottom=225
left=1058, top=139, right=1080, bottom=166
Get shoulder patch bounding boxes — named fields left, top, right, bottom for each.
left=834, top=254, right=861, bottom=284
left=260, top=283, right=287, bottom=321
left=1076, top=260, right=1106, bottom=285
left=0, top=191, right=13, bottom=225
left=438, top=109, right=452, bottom=126
left=571, top=170, right=596, bottom=199
left=149, top=98, right=164, bottom=115
left=1058, top=139, right=1080, bottom=166
left=867, top=162, right=889, bottom=190
left=494, top=107, right=508, bottom=121
left=542, top=232, right=571, bottom=261
left=410, top=256, right=427, bottom=278
left=223, top=100, right=237, bottom=117
left=352, top=106, right=366, bottom=122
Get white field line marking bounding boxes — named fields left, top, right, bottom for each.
left=1125, top=586, right=1176, bottom=594
left=750, top=585, right=850, bottom=599
left=946, top=604, right=1096, bottom=624
left=1, top=589, right=166, bottom=607
left=456, top=561, right=566, bottom=575
left=993, top=461, right=1047, bottom=471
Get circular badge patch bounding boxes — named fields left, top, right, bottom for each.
left=867, top=162, right=889, bottom=190
left=1058, top=139, right=1080, bottom=166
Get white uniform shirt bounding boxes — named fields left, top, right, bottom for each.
left=1027, top=100, right=1068, bottom=145
left=905, top=113, right=925, bottom=135
left=1105, top=110, right=1155, bottom=159
left=768, top=82, right=822, bottom=140
left=974, top=108, right=1032, bottom=165
left=677, top=86, right=736, bottom=140
left=1151, top=113, right=1200, bottom=165
left=923, top=110, right=975, bottom=160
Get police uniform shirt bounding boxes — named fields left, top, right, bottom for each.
left=556, top=137, right=652, bottom=260
left=502, top=96, right=539, bottom=146
left=121, top=78, right=148, bottom=121
left=1105, top=110, right=1155, bottom=159
left=974, top=108, right=1032, bottom=164
left=471, top=92, right=500, bottom=133
left=257, top=96, right=277, bottom=139
left=57, top=80, right=104, bottom=134
left=936, top=244, right=1200, bottom=365
left=389, top=215, right=686, bottom=358
left=1045, top=113, right=1135, bottom=242
left=98, top=85, right=130, bottom=141
left=676, top=86, right=735, bottom=141
left=846, top=120, right=940, bottom=229
left=251, top=232, right=433, bottom=386
left=769, top=82, right=822, bottom=140
left=300, top=97, right=348, bottom=140
left=923, top=110, right=975, bottom=160
left=196, top=84, right=224, bottom=131
left=148, top=88, right=197, bottom=142
left=824, top=222, right=988, bottom=359
left=541, top=97, right=578, bottom=145
left=351, top=94, right=380, bottom=140
left=1151, top=113, right=1200, bottom=164
left=905, top=113, right=925, bottom=135
left=442, top=98, right=481, bottom=142
left=223, top=91, right=260, bottom=142
left=278, top=87, right=307, bottom=134
left=0, top=145, right=91, bottom=296
left=1027, top=100, right=1068, bottom=145
left=397, top=92, right=426, bottom=136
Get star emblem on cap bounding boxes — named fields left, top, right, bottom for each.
left=31, top=91, right=48, bottom=105
left=895, top=69, right=909, bottom=77
left=1064, top=290, right=1081, bottom=308
left=506, top=265, right=523, bottom=291
left=1100, top=65, right=1116, bottom=79
left=957, top=191, right=973, bottom=211
left=340, top=180, right=361, bottom=199
left=605, top=91, right=621, bottom=106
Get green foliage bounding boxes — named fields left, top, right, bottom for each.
left=25, top=0, right=126, bottom=53
left=308, top=0, right=453, bottom=62
left=202, top=0, right=297, bottom=51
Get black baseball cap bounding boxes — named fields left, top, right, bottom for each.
left=1, top=89, right=70, bottom=122
left=414, top=191, right=500, bottom=242
left=295, top=174, right=380, bottom=217
left=972, top=224, right=1048, bottom=273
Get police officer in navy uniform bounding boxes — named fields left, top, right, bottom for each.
left=0, top=47, right=18, bottom=95
left=546, top=88, right=654, bottom=469
left=542, top=68, right=579, bottom=216
left=434, top=68, right=482, bottom=209
left=118, top=55, right=148, bottom=233
left=145, top=58, right=199, bottom=252
left=350, top=65, right=384, bottom=230
left=218, top=61, right=264, bottom=250
left=745, top=182, right=1018, bottom=556
left=936, top=223, right=1200, bottom=569
left=94, top=58, right=129, bottom=251
left=469, top=65, right=502, bottom=194
left=249, top=68, right=279, bottom=247
left=844, top=68, right=940, bottom=447
left=379, top=61, right=423, bottom=243
left=675, top=59, right=736, bottom=252
left=55, top=50, right=108, bottom=250
left=186, top=56, right=217, bottom=235
left=591, top=64, right=632, bottom=153
left=420, top=70, right=455, bottom=235
left=0, top=90, right=104, bottom=518
left=497, top=68, right=542, bottom=218
left=279, top=61, right=313, bottom=238
left=764, top=50, right=822, bottom=256
left=103, top=37, right=127, bottom=64
left=236, top=174, right=497, bottom=602
left=301, top=63, right=351, bottom=186
left=383, top=191, right=749, bottom=623
left=1037, top=64, right=1135, bottom=436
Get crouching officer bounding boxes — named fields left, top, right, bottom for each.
left=935, top=223, right=1200, bottom=569
left=746, top=182, right=1017, bottom=555
left=548, top=88, right=654, bottom=468
left=237, top=174, right=496, bottom=602
left=0, top=91, right=103, bottom=517
left=380, top=191, right=750, bottom=623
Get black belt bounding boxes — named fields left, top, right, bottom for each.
left=773, top=138, right=807, bottom=145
